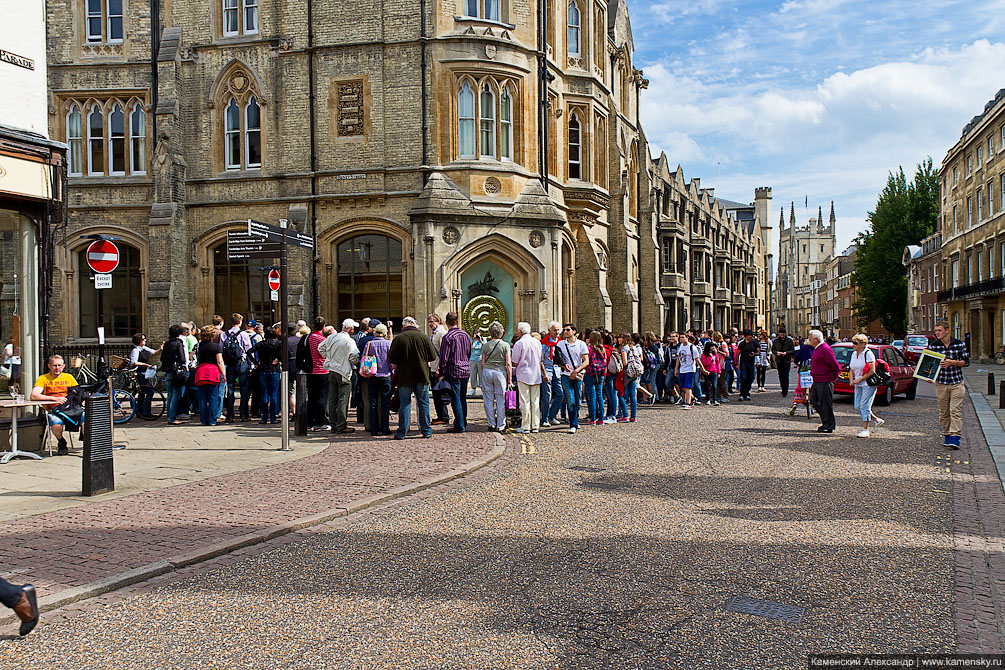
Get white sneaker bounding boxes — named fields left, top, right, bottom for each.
left=682, top=405, right=691, bottom=410
left=603, top=417, right=615, bottom=424
left=515, top=428, right=525, bottom=434
left=872, top=416, right=885, bottom=429
left=531, top=429, right=539, bottom=433
left=568, top=426, right=577, bottom=433
left=857, top=429, right=870, bottom=438
left=542, top=422, right=551, bottom=428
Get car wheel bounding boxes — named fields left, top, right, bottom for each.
left=905, top=379, right=917, bottom=400
left=877, top=385, right=893, bottom=406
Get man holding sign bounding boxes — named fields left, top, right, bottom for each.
left=927, top=320, right=969, bottom=450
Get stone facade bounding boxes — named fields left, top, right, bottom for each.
left=45, top=0, right=763, bottom=343
left=774, top=202, right=836, bottom=336
left=904, top=231, right=943, bottom=336
left=938, top=88, right=1005, bottom=360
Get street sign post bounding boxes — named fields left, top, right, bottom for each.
left=226, top=231, right=281, bottom=261
left=86, top=240, right=119, bottom=274
left=83, top=236, right=120, bottom=380
left=268, top=269, right=281, bottom=292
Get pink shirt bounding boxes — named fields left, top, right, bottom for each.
left=700, top=353, right=721, bottom=374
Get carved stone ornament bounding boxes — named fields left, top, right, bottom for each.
left=336, top=80, right=365, bottom=137
left=231, top=74, right=248, bottom=93
left=485, top=44, right=497, bottom=59
left=443, top=226, right=460, bottom=244
left=529, top=230, right=544, bottom=248
left=484, top=177, right=501, bottom=194
left=278, top=37, right=294, bottom=52
left=81, top=43, right=124, bottom=57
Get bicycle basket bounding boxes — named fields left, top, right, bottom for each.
left=108, top=355, right=128, bottom=370
left=68, top=355, right=84, bottom=369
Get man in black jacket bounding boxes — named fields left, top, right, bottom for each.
left=771, top=328, right=795, bottom=397
left=736, top=330, right=759, bottom=401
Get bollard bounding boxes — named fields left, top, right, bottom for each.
left=293, top=369, right=305, bottom=437
left=990, top=373, right=997, bottom=395
left=82, top=392, right=114, bottom=496
left=1000, top=381, right=1005, bottom=409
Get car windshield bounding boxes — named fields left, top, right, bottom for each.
left=833, top=347, right=853, bottom=365
left=907, top=336, right=929, bottom=347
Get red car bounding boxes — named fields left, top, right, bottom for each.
left=832, top=343, right=917, bottom=405
left=902, top=334, right=931, bottom=364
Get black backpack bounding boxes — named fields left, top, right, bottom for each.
left=50, top=386, right=86, bottom=433
left=222, top=332, right=244, bottom=366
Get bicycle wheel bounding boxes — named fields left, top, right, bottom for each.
left=110, top=389, right=135, bottom=424
left=138, top=388, right=166, bottom=420
left=110, top=370, right=129, bottom=390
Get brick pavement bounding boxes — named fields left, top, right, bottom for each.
left=955, top=396, right=1005, bottom=653
left=0, top=429, right=500, bottom=601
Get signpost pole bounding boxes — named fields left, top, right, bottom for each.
left=97, top=286, right=104, bottom=379
left=279, top=219, right=291, bottom=452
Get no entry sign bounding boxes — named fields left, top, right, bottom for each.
left=85, top=240, right=120, bottom=274
left=268, top=269, right=281, bottom=291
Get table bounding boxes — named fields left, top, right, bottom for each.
left=0, top=399, right=53, bottom=464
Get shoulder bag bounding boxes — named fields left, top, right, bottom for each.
left=360, top=341, right=377, bottom=378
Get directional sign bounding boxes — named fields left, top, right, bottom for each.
left=247, top=219, right=315, bottom=251
left=268, top=269, right=281, bottom=291
left=226, top=231, right=281, bottom=260
left=86, top=240, right=119, bottom=274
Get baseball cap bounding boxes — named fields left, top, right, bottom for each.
left=342, top=318, right=360, bottom=329
left=247, top=319, right=258, bottom=327
left=369, top=318, right=382, bottom=327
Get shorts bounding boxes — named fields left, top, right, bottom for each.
left=46, top=412, right=63, bottom=426
left=679, top=372, right=695, bottom=389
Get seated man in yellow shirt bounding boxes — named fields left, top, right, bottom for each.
left=30, top=355, right=78, bottom=455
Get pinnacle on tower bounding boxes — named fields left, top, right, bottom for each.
left=789, top=201, right=795, bottom=226
left=829, top=201, right=836, bottom=226
left=818, top=205, right=823, bottom=230
left=779, top=208, right=784, bottom=230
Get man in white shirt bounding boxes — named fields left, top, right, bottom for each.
left=675, top=335, right=701, bottom=409
left=320, top=319, right=360, bottom=433
left=556, top=323, right=589, bottom=433
left=511, top=322, right=543, bottom=434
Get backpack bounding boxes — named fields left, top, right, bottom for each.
left=296, top=334, right=312, bottom=373
left=222, top=332, right=244, bottom=366
left=607, top=348, right=623, bottom=374
left=625, top=347, right=644, bottom=380
left=50, top=386, right=86, bottom=433
left=587, top=347, right=607, bottom=377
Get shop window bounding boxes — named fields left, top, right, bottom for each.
left=78, top=243, right=142, bottom=338
left=0, top=210, right=40, bottom=394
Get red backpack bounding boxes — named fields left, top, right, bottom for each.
left=587, top=347, right=608, bottom=377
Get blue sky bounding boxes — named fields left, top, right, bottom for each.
left=632, top=0, right=1005, bottom=257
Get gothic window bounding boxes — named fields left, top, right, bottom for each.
left=67, top=105, right=83, bottom=176
left=594, top=115, right=606, bottom=188
left=223, top=0, right=257, bottom=36
left=500, top=87, right=513, bottom=161
left=87, top=104, right=104, bottom=175
left=458, top=82, right=476, bottom=158
left=108, top=104, right=126, bottom=175
left=86, top=0, right=123, bottom=43
left=214, top=64, right=265, bottom=171
left=479, top=85, right=495, bottom=157
left=628, top=151, right=637, bottom=218
left=546, top=0, right=555, bottom=51
left=567, top=0, right=581, bottom=57
left=568, top=112, right=581, bottom=180
left=245, top=97, right=262, bottom=168
left=594, top=8, right=605, bottom=75
left=129, top=104, right=146, bottom=174
left=214, top=241, right=269, bottom=320
left=78, top=242, right=142, bottom=338
left=225, top=98, right=241, bottom=169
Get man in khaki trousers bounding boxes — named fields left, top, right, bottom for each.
left=928, top=321, right=969, bottom=450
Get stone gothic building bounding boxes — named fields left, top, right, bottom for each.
left=774, top=202, right=837, bottom=335
left=44, top=0, right=766, bottom=344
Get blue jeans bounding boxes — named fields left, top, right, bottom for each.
left=196, top=383, right=222, bottom=425
left=396, top=383, right=431, bottom=438
left=704, top=372, right=719, bottom=402
left=623, top=377, right=638, bottom=419
left=542, top=373, right=565, bottom=422
left=693, top=371, right=703, bottom=400
left=739, top=361, right=755, bottom=398
left=561, top=376, right=583, bottom=428
left=165, top=376, right=184, bottom=422
left=259, top=371, right=280, bottom=422
left=446, top=375, right=469, bottom=431
left=368, top=376, right=392, bottom=435
left=603, top=374, right=617, bottom=419
left=584, top=374, right=604, bottom=422
left=226, top=362, right=249, bottom=419
left=854, top=384, right=877, bottom=422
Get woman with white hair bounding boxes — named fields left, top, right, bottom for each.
left=480, top=321, right=512, bottom=432
left=511, top=321, right=542, bottom=433
left=848, top=333, right=880, bottom=438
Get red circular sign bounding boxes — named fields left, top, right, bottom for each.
left=85, top=240, right=119, bottom=274
left=268, top=269, right=281, bottom=291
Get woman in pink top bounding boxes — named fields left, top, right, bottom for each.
left=698, top=341, right=721, bottom=406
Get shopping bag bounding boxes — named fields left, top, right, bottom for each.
left=505, top=388, right=518, bottom=410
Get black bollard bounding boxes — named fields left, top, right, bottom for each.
left=990, top=373, right=997, bottom=395
left=1000, top=381, right=1005, bottom=409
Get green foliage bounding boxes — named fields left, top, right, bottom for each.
left=852, top=158, right=939, bottom=337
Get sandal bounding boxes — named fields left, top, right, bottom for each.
left=168, top=420, right=184, bottom=425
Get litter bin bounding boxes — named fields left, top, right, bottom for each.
left=82, top=392, right=114, bottom=496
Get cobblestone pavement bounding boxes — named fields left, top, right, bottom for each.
left=1, top=380, right=993, bottom=668
left=0, top=426, right=499, bottom=599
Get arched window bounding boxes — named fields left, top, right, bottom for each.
left=214, top=241, right=271, bottom=321
left=67, top=105, right=83, bottom=176
left=594, top=9, right=605, bottom=75
left=568, top=112, right=581, bottom=180
left=627, top=152, right=637, bottom=217
left=87, top=104, right=104, bottom=175
left=245, top=96, right=261, bottom=168
left=594, top=115, right=606, bottom=187
left=499, top=87, right=513, bottom=161
left=108, top=104, right=126, bottom=175
left=567, top=0, right=581, bottom=57
left=336, top=234, right=403, bottom=328
left=130, top=104, right=146, bottom=174
left=225, top=97, right=241, bottom=169
left=78, top=242, right=142, bottom=338
left=458, top=82, right=475, bottom=158
left=479, top=84, right=495, bottom=158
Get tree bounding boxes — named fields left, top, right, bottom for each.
left=852, top=158, right=939, bottom=336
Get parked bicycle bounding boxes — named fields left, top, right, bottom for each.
left=77, top=378, right=136, bottom=425
left=120, top=367, right=166, bottom=420
left=68, top=354, right=131, bottom=390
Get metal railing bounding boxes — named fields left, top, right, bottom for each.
left=937, top=277, right=1005, bottom=302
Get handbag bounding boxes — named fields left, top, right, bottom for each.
left=866, top=359, right=891, bottom=387
left=360, top=341, right=377, bottom=378
left=505, top=387, right=518, bottom=410
left=193, top=362, right=222, bottom=386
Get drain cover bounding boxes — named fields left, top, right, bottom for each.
left=725, top=596, right=804, bottom=623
